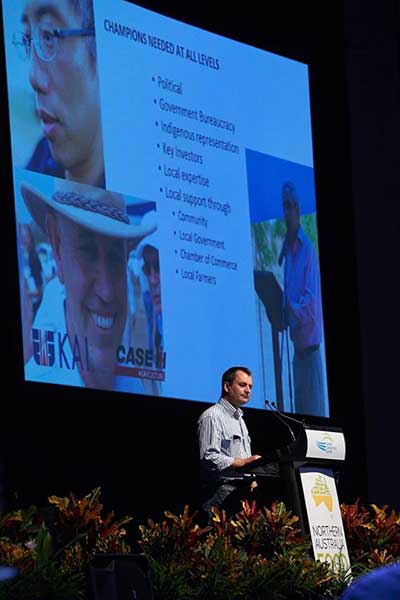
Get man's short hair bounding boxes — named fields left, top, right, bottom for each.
left=69, top=0, right=96, bottom=62
left=221, top=366, right=252, bottom=397
left=282, top=181, right=299, bottom=209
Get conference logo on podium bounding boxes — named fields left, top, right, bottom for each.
left=300, top=468, right=351, bottom=572
left=311, top=474, right=333, bottom=512
left=315, top=434, right=336, bottom=455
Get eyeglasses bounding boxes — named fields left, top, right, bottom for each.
left=12, top=25, right=94, bottom=63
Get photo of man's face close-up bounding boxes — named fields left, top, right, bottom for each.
left=17, top=0, right=104, bottom=186
left=47, top=213, right=128, bottom=385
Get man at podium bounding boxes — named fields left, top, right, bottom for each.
left=197, top=366, right=265, bottom=518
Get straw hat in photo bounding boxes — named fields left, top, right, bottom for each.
left=20, top=178, right=156, bottom=243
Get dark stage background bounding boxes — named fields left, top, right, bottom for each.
left=0, top=0, right=399, bottom=527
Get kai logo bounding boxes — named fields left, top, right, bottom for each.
left=32, top=329, right=55, bottom=366
left=316, top=434, right=334, bottom=454
left=32, top=328, right=90, bottom=371
left=311, top=475, right=333, bottom=512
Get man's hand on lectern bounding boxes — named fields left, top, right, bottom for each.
left=232, top=454, right=262, bottom=469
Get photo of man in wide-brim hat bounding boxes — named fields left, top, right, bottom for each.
left=21, top=177, right=156, bottom=392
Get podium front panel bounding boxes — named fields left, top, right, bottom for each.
left=299, top=467, right=350, bottom=572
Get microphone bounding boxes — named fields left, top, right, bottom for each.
left=265, top=400, right=302, bottom=442
left=266, top=400, right=306, bottom=427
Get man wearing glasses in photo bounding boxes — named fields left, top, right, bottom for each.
left=13, top=0, right=105, bottom=187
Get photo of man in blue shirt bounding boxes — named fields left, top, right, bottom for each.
left=281, top=181, right=324, bottom=416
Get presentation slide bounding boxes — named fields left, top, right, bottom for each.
left=1, top=0, right=329, bottom=416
